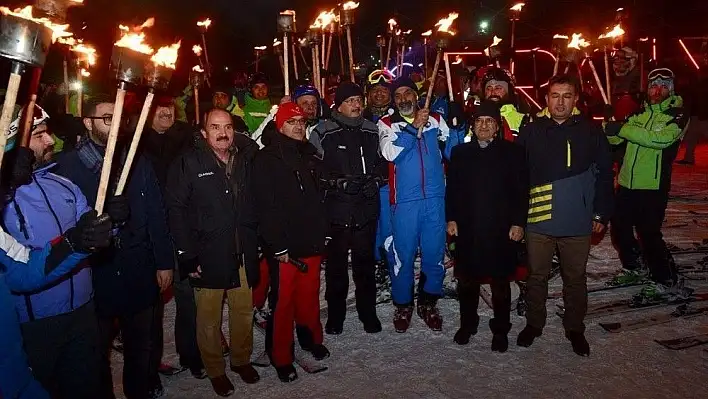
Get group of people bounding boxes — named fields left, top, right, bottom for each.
left=0, top=59, right=689, bottom=399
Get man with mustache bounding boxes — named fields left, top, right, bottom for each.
left=467, top=67, right=527, bottom=143
left=377, top=78, right=463, bottom=333
left=309, top=82, right=386, bottom=335
left=166, top=108, right=260, bottom=396
left=515, top=74, right=614, bottom=357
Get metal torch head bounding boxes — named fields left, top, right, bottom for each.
left=435, top=35, right=450, bottom=50
left=487, top=46, right=502, bottom=59
left=552, top=37, right=568, bottom=54
left=306, top=30, right=321, bottom=46
left=340, top=9, right=355, bottom=26
left=277, top=13, right=296, bottom=33
left=396, top=33, right=407, bottom=47
left=33, top=0, right=76, bottom=22
left=144, top=62, right=173, bottom=91
left=376, top=35, right=386, bottom=48
left=110, top=46, right=148, bottom=85
left=189, top=70, right=204, bottom=88
left=564, top=48, right=582, bottom=64
left=0, top=13, right=53, bottom=67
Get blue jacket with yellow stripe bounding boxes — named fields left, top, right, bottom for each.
left=516, top=115, right=614, bottom=237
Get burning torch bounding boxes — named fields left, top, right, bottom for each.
left=196, top=18, right=212, bottom=76
left=552, top=34, right=569, bottom=75
left=63, top=40, right=97, bottom=117
left=254, top=46, right=266, bottom=73
left=421, top=30, right=432, bottom=75
left=190, top=65, right=205, bottom=125
left=341, top=1, right=360, bottom=83
left=0, top=5, right=67, bottom=163
left=420, top=12, right=458, bottom=139
left=277, top=10, right=296, bottom=96
left=508, top=3, right=525, bottom=73
left=598, top=24, right=625, bottom=104
left=306, top=29, right=323, bottom=94
left=397, top=30, right=411, bottom=77
left=99, top=19, right=154, bottom=214
left=567, top=33, right=609, bottom=104
left=386, top=18, right=397, bottom=72
left=376, top=35, right=386, bottom=69
left=273, top=38, right=285, bottom=83
left=484, top=36, right=504, bottom=69
left=116, top=41, right=180, bottom=196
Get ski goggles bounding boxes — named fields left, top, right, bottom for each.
left=368, top=70, right=394, bottom=87
left=648, top=68, right=674, bottom=82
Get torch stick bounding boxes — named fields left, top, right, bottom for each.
left=292, top=42, right=299, bottom=81
left=604, top=48, right=612, bottom=104
left=77, top=72, right=83, bottom=117
left=95, top=84, right=127, bottom=214
left=346, top=25, right=355, bottom=82
left=553, top=57, right=560, bottom=76
left=564, top=63, right=570, bottom=74
left=338, top=31, right=345, bottom=76
left=424, top=41, right=429, bottom=74
left=444, top=53, right=454, bottom=102
left=326, top=32, right=334, bottom=70
left=299, top=45, right=309, bottom=71
left=279, top=54, right=285, bottom=80
left=587, top=59, right=610, bottom=105
left=63, top=58, right=70, bottom=113
left=115, top=90, right=154, bottom=196
left=19, top=94, right=37, bottom=148
left=0, top=65, right=23, bottom=163
left=283, top=33, right=290, bottom=95
left=312, top=46, right=321, bottom=93
left=386, top=34, right=394, bottom=71
left=322, top=32, right=327, bottom=67
left=194, top=88, right=200, bottom=125
left=379, top=46, right=385, bottom=69
left=201, top=33, right=211, bottom=76
left=532, top=48, right=539, bottom=99
left=418, top=50, right=442, bottom=139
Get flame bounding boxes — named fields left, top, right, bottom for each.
left=553, top=34, right=569, bottom=40
left=598, top=24, right=625, bottom=40
left=452, top=55, right=463, bottom=65
left=254, top=46, right=267, bottom=51
left=0, top=6, right=74, bottom=43
left=567, top=33, right=591, bottom=50
left=280, top=10, right=296, bottom=16
left=192, top=65, right=204, bottom=73
left=115, top=19, right=155, bottom=55
left=71, top=0, right=84, bottom=3
left=316, top=10, right=336, bottom=28
left=151, top=41, right=180, bottom=69
left=639, top=37, right=649, bottom=42
left=510, top=3, right=525, bottom=11
left=273, top=38, right=282, bottom=47
left=192, top=45, right=202, bottom=56
left=395, top=29, right=401, bottom=36
left=403, top=29, right=412, bottom=35
left=434, top=12, right=459, bottom=35
left=197, top=18, right=211, bottom=29
left=342, top=1, right=360, bottom=11
left=490, top=35, right=503, bottom=47
left=421, top=30, right=432, bottom=37
left=388, top=18, right=397, bottom=32
left=80, top=68, right=90, bottom=77
left=71, top=41, right=97, bottom=66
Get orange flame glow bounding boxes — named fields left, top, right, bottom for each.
left=192, top=65, right=204, bottom=73
left=71, top=41, right=97, bottom=66
left=316, top=10, right=337, bottom=28
left=452, top=55, right=463, bottom=65
left=388, top=18, right=397, bottom=32
left=567, top=33, right=591, bottom=50
left=434, top=12, right=459, bottom=35
left=197, top=18, right=211, bottom=29
left=254, top=46, right=267, bottom=51
left=80, top=68, right=90, bottom=77
left=151, top=41, right=180, bottom=69
left=553, top=34, right=569, bottom=40
left=598, top=24, right=625, bottom=40
left=280, top=10, right=296, bottom=16
left=273, top=38, right=282, bottom=47
left=0, top=6, right=74, bottom=43
left=421, top=30, right=432, bottom=37
left=115, top=19, right=155, bottom=55
left=342, top=1, right=360, bottom=11
left=510, top=3, right=525, bottom=11
left=192, top=45, right=202, bottom=56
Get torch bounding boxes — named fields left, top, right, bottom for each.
left=116, top=41, right=180, bottom=196
left=598, top=24, right=625, bottom=105
left=32, top=0, right=83, bottom=20
left=291, top=41, right=299, bottom=80
left=277, top=10, right=296, bottom=96
left=386, top=18, right=397, bottom=71
left=273, top=39, right=285, bottom=82
left=421, top=30, right=432, bottom=75
left=341, top=1, right=360, bottom=82
left=397, top=30, right=412, bottom=77
left=395, top=30, right=403, bottom=76
left=254, top=46, right=266, bottom=73
left=98, top=20, right=153, bottom=214
left=508, top=3, right=525, bottom=73
left=307, top=29, right=322, bottom=94
left=0, top=6, right=57, bottom=163
left=567, top=33, right=609, bottom=105
left=376, top=35, right=386, bottom=69
left=420, top=12, right=458, bottom=139
left=325, top=12, right=337, bottom=71
left=297, top=36, right=310, bottom=71
left=196, top=18, right=212, bottom=76
left=190, top=65, right=205, bottom=125
left=484, top=36, right=504, bottom=69
left=69, top=41, right=97, bottom=117
left=552, top=34, right=569, bottom=75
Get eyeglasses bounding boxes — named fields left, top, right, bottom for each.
left=285, top=119, right=307, bottom=126
left=343, top=97, right=364, bottom=106
left=85, top=115, right=121, bottom=126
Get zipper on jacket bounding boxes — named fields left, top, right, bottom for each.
left=629, top=146, right=640, bottom=188
left=654, top=153, right=660, bottom=179
left=417, top=140, right=426, bottom=198
left=566, top=140, right=571, bottom=169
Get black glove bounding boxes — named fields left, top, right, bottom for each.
left=178, top=257, right=199, bottom=281
left=362, top=178, right=380, bottom=199
left=104, top=195, right=130, bottom=226
left=65, top=210, right=113, bottom=253
left=1, top=147, right=35, bottom=191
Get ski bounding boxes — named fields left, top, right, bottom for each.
left=599, top=304, right=708, bottom=333
left=548, top=281, right=645, bottom=299
left=655, top=333, right=708, bottom=350
left=557, top=292, right=708, bottom=319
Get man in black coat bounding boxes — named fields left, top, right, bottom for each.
left=309, top=82, right=385, bottom=335
left=252, top=102, right=329, bottom=383
left=165, top=108, right=260, bottom=397
left=54, top=95, right=175, bottom=399
left=446, top=101, right=528, bottom=352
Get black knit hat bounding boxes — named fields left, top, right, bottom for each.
left=474, top=100, right=502, bottom=128
left=334, top=81, right=364, bottom=108
left=391, top=77, right=418, bottom=95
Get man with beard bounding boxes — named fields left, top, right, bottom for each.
left=166, top=108, right=260, bottom=396
left=608, top=68, right=688, bottom=292
left=1, top=105, right=125, bottom=399
left=309, top=82, right=385, bottom=335
left=378, top=78, right=463, bottom=333
left=242, top=73, right=273, bottom=134
left=54, top=95, right=175, bottom=399
left=140, top=95, right=206, bottom=380
left=472, top=67, right=526, bottom=142
left=252, top=103, right=329, bottom=383
left=515, top=74, right=613, bottom=357
left=446, top=100, right=527, bottom=352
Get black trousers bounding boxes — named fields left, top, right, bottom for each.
left=20, top=301, right=101, bottom=399
left=612, top=187, right=676, bottom=284
left=173, top=276, right=204, bottom=369
left=457, top=276, right=511, bottom=334
left=98, top=303, right=160, bottom=399
left=325, top=221, right=378, bottom=326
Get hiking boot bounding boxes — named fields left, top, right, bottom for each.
left=453, top=326, right=477, bottom=345
left=209, top=375, right=235, bottom=397
left=362, top=316, right=382, bottom=333
left=230, top=363, right=260, bottom=384
left=417, top=302, right=443, bottom=332
left=308, top=344, right=330, bottom=361
left=565, top=331, right=590, bottom=356
left=325, top=320, right=344, bottom=335
left=393, top=305, right=413, bottom=333
left=275, top=364, right=298, bottom=383
left=516, top=325, right=543, bottom=347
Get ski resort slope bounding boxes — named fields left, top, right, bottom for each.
left=112, top=145, right=708, bottom=398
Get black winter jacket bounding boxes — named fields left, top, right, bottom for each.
left=310, top=111, right=386, bottom=227
left=141, top=121, right=197, bottom=190
left=252, top=131, right=327, bottom=259
left=165, top=134, right=259, bottom=289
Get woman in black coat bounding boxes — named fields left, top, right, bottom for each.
left=445, top=100, right=528, bottom=352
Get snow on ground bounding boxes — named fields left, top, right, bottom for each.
left=113, top=145, right=708, bottom=398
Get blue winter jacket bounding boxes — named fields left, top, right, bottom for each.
left=2, top=163, right=92, bottom=323
left=378, top=111, right=464, bottom=204
left=1, top=229, right=87, bottom=399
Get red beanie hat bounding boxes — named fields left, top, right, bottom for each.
left=275, top=102, right=305, bottom=131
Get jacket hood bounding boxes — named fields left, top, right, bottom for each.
left=646, top=94, right=683, bottom=112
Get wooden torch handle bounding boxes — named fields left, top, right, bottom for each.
left=95, top=88, right=127, bottom=215
left=115, top=91, right=154, bottom=196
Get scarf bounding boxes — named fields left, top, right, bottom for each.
left=332, top=110, right=364, bottom=128
left=76, top=135, right=105, bottom=176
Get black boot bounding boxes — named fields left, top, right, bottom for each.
left=309, top=344, right=330, bottom=361
left=489, top=319, right=512, bottom=353
left=275, top=364, right=298, bottom=383
left=324, top=320, right=344, bottom=335
left=362, top=315, right=382, bottom=333
left=516, top=325, right=543, bottom=347
left=565, top=331, right=590, bottom=356
left=453, top=326, right=477, bottom=345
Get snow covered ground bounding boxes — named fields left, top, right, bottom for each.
left=112, top=146, right=708, bottom=398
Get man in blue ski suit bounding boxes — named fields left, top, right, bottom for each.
left=377, top=77, right=463, bottom=333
